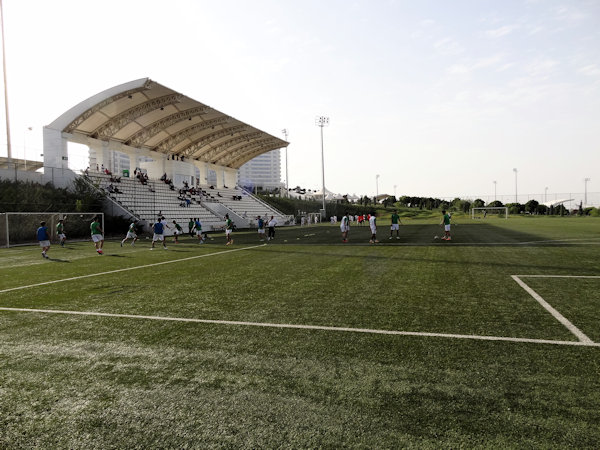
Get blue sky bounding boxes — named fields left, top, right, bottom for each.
left=1, top=0, right=599, bottom=202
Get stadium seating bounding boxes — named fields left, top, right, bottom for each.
left=84, top=172, right=290, bottom=231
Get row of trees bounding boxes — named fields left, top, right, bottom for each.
left=0, top=178, right=104, bottom=213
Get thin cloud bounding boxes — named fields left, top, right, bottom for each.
left=485, top=25, right=516, bottom=38
left=434, top=37, right=465, bottom=56
left=579, top=64, right=600, bottom=77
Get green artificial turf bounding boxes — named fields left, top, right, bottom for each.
left=0, top=216, right=599, bottom=448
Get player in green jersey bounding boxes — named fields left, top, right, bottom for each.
left=90, top=216, right=104, bottom=254
left=172, top=220, right=183, bottom=244
left=389, top=210, right=402, bottom=240
left=121, top=219, right=138, bottom=247
left=56, top=219, right=66, bottom=247
left=441, top=210, right=451, bottom=241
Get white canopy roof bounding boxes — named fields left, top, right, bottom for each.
left=47, top=78, right=288, bottom=169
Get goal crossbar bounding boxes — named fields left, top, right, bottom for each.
left=471, top=207, right=508, bottom=219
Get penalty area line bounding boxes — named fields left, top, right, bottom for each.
left=0, top=244, right=266, bottom=294
left=511, top=275, right=594, bottom=344
left=0, top=306, right=599, bottom=348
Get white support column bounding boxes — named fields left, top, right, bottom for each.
left=42, top=127, right=68, bottom=185
left=216, top=169, right=224, bottom=188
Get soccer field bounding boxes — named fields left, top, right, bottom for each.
left=1, top=216, right=599, bottom=447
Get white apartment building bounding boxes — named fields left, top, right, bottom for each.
left=237, top=149, right=282, bottom=191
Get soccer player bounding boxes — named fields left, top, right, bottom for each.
left=188, top=218, right=195, bottom=237
left=340, top=211, right=350, bottom=242
left=121, top=219, right=138, bottom=247
left=56, top=218, right=66, bottom=247
left=151, top=218, right=167, bottom=250
left=90, top=216, right=104, bottom=255
left=267, top=215, right=277, bottom=241
left=37, top=221, right=51, bottom=259
left=369, top=212, right=378, bottom=244
left=193, top=218, right=205, bottom=243
left=257, top=215, right=265, bottom=241
left=389, top=209, right=402, bottom=240
left=225, top=214, right=234, bottom=245
left=172, top=220, right=183, bottom=244
left=441, top=210, right=451, bottom=241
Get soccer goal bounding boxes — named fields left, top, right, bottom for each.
left=471, top=207, right=508, bottom=219
left=0, top=212, right=104, bottom=248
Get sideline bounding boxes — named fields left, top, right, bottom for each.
left=0, top=306, right=598, bottom=348
left=0, top=244, right=266, bottom=294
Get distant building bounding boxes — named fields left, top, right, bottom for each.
left=237, top=149, right=282, bottom=191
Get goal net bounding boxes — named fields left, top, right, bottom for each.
left=0, top=212, right=104, bottom=248
left=471, top=207, right=508, bottom=219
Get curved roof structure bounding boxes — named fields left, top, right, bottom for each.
left=47, top=78, right=288, bottom=169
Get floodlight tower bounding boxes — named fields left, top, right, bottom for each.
left=513, top=168, right=518, bottom=203
left=394, top=184, right=397, bottom=199
left=376, top=174, right=380, bottom=204
left=282, top=128, right=289, bottom=197
left=315, top=116, right=329, bottom=215
left=0, top=0, right=13, bottom=173
left=584, top=178, right=591, bottom=206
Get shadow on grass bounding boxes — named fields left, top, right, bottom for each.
left=251, top=244, right=584, bottom=274
left=217, top=223, right=576, bottom=248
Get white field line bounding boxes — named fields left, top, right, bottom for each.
left=515, top=275, right=600, bottom=279
left=511, top=275, right=594, bottom=344
left=0, top=306, right=599, bottom=348
left=0, top=244, right=266, bottom=294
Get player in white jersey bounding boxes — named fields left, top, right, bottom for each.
left=369, top=212, right=378, bottom=244
left=340, top=212, right=350, bottom=243
left=121, top=220, right=138, bottom=246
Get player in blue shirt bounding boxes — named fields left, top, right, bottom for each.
left=257, top=216, right=265, bottom=241
left=150, top=218, right=167, bottom=250
left=37, top=221, right=51, bottom=259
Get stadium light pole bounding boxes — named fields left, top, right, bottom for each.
left=281, top=128, right=289, bottom=198
left=315, top=116, right=329, bottom=216
left=513, top=168, right=518, bottom=203
left=375, top=174, right=380, bottom=204
left=0, top=0, right=13, bottom=174
left=493, top=180, right=497, bottom=202
left=23, top=126, right=32, bottom=171
left=584, top=178, right=590, bottom=206
left=394, top=184, right=397, bottom=199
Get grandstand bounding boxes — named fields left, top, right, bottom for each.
left=37, top=78, right=292, bottom=229
left=85, top=171, right=291, bottom=232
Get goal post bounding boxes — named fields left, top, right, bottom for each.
left=471, top=207, right=508, bottom=219
left=0, top=212, right=104, bottom=248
